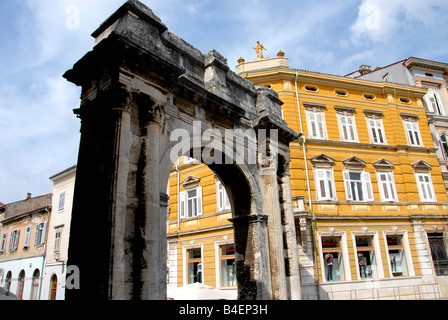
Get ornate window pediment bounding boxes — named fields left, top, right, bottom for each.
left=181, top=176, right=201, bottom=190
left=411, top=160, right=432, bottom=172
left=343, top=156, right=366, bottom=170
left=310, top=154, right=335, bottom=168
left=373, top=158, right=395, bottom=171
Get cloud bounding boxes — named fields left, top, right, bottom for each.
left=350, top=0, right=448, bottom=44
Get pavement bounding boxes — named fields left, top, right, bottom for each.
left=0, top=288, right=17, bottom=300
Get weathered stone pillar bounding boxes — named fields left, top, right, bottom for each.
left=259, top=155, right=288, bottom=300
left=135, top=94, right=166, bottom=300
left=230, top=215, right=272, bottom=300
left=110, top=90, right=133, bottom=300
left=280, top=167, right=301, bottom=300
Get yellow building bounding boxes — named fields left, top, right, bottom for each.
left=167, top=52, right=448, bottom=300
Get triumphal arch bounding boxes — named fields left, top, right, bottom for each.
left=64, top=0, right=301, bottom=300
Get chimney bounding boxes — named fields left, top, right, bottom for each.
left=26, top=193, right=32, bottom=200
left=359, top=64, right=372, bottom=75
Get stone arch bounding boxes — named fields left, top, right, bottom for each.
left=64, top=0, right=299, bottom=300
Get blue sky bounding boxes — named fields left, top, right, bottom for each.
left=1, top=0, right=448, bottom=204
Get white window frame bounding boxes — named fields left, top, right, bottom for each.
left=382, top=230, right=415, bottom=277
left=306, top=109, right=327, bottom=139
left=0, top=233, right=7, bottom=253
left=403, top=119, right=422, bottom=147
left=24, top=226, right=32, bottom=248
left=314, top=168, right=336, bottom=201
left=58, top=191, right=66, bottom=211
left=54, top=227, right=63, bottom=252
left=182, top=243, right=204, bottom=285
left=376, top=172, right=398, bottom=202
left=337, top=113, right=358, bottom=142
left=217, top=180, right=231, bottom=211
left=352, top=230, right=384, bottom=280
left=425, top=88, right=445, bottom=115
left=34, top=222, right=47, bottom=246
left=366, top=117, right=386, bottom=145
left=9, top=230, right=19, bottom=251
left=440, top=134, right=448, bottom=161
left=317, top=231, right=351, bottom=283
left=179, top=187, right=203, bottom=219
left=415, top=173, right=436, bottom=202
left=343, top=171, right=374, bottom=202
left=214, top=239, right=236, bottom=288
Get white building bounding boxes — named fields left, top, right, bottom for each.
left=40, top=166, right=76, bottom=300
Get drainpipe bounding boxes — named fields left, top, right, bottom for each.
left=38, top=207, right=50, bottom=300
left=176, top=163, right=180, bottom=232
left=295, top=71, right=320, bottom=300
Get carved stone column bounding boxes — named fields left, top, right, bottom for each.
left=279, top=166, right=301, bottom=300
left=259, top=154, right=287, bottom=300
left=230, top=214, right=272, bottom=300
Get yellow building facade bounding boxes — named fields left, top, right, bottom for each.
left=167, top=53, right=448, bottom=300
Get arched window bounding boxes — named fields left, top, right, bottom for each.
left=30, top=269, right=40, bottom=300
left=17, top=270, right=25, bottom=299
left=49, top=274, right=58, bottom=300
left=5, top=271, right=12, bottom=296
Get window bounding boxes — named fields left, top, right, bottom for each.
left=383, top=73, right=390, bottom=82
left=424, top=88, right=445, bottom=115
left=17, top=270, right=25, bottom=299
left=58, top=191, right=66, bottom=211
left=24, top=226, right=32, bottom=248
left=304, top=84, right=319, bottom=92
left=399, top=97, right=411, bottom=104
left=315, top=169, right=335, bottom=200
left=355, top=237, right=377, bottom=279
left=427, top=233, right=448, bottom=276
left=220, top=245, right=236, bottom=287
left=35, top=222, right=47, bottom=246
left=363, top=93, right=376, bottom=100
left=306, top=110, right=327, bottom=139
left=377, top=172, right=397, bottom=201
left=367, top=118, right=386, bottom=144
left=180, top=187, right=203, bottom=218
left=440, top=134, right=448, bottom=161
left=416, top=173, right=436, bottom=202
left=9, top=230, right=19, bottom=251
left=321, top=237, right=345, bottom=281
left=0, top=233, right=7, bottom=253
left=343, top=171, right=374, bottom=202
left=337, top=113, right=357, bottom=142
left=54, top=227, right=62, bottom=252
left=49, top=274, right=58, bottom=300
left=217, top=181, right=231, bottom=211
left=187, top=248, right=202, bottom=284
left=403, top=120, right=422, bottom=146
left=386, top=236, right=408, bottom=277
left=334, top=89, right=348, bottom=96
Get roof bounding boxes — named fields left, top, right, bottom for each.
left=1, top=194, right=52, bottom=221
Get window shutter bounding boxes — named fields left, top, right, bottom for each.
left=179, top=191, right=186, bottom=219
left=34, top=225, right=39, bottom=245
left=14, top=230, right=20, bottom=250
left=9, top=233, right=14, bottom=251
left=24, top=226, right=31, bottom=248
left=343, top=171, right=352, bottom=201
left=362, top=172, right=374, bottom=201
left=197, top=187, right=203, bottom=216
left=40, top=222, right=47, bottom=245
left=0, top=233, right=6, bottom=252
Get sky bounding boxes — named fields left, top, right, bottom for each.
left=0, top=0, right=448, bottom=204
